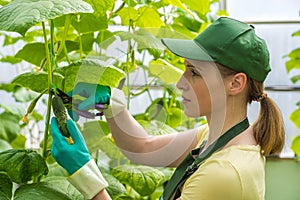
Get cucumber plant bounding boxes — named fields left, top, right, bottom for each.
left=0, top=0, right=222, bottom=199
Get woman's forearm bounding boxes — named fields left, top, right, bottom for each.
left=106, top=109, right=199, bottom=167
left=92, top=189, right=111, bottom=200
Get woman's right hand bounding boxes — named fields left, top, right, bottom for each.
left=68, top=82, right=111, bottom=120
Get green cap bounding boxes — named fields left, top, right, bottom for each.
left=161, top=17, right=271, bottom=82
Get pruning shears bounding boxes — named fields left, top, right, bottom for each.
left=51, top=78, right=125, bottom=119
left=51, top=83, right=108, bottom=119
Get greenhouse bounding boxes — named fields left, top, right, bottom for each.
left=0, top=0, right=299, bottom=199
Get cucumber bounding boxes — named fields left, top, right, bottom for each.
left=52, top=96, right=70, bottom=138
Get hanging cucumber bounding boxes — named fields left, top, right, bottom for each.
left=52, top=95, right=74, bottom=144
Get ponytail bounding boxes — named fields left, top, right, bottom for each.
left=217, top=63, right=285, bottom=156
left=247, top=78, right=285, bottom=156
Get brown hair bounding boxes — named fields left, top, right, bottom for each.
left=217, top=63, right=285, bottom=156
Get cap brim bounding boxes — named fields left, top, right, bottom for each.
left=161, top=38, right=214, bottom=62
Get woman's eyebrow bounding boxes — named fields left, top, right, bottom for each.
left=184, top=60, right=194, bottom=68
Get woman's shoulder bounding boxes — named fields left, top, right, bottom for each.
left=195, top=124, right=209, bottom=146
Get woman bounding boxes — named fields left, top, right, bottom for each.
left=50, top=17, right=285, bottom=200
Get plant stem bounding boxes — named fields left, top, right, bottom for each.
left=38, top=21, right=54, bottom=181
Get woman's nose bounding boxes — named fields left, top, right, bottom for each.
left=176, top=75, right=188, bottom=90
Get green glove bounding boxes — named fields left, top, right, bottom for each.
left=50, top=117, right=109, bottom=199
left=50, top=117, right=90, bottom=174
left=68, top=83, right=111, bottom=121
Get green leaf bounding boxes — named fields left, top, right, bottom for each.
left=10, top=134, right=26, bottom=149
left=174, top=14, right=202, bottom=32
left=84, top=0, right=116, bottom=19
left=0, top=56, right=22, bottom=64
left=291, top=134, right=300, bottom=156
left=0, top=149, right=48, bottom=184
left=0, top=83, right=18, bottom=93
left=45, top=162, right=68, bottom=177
left=82, top=121, right=125, bottom=159
left=149, top=59, right=183, bottom=84
left=102, top=172, right=127, bottom=198
left=136, top=6, right=164, bottom=28
left=163, top=0, right=194, bottom=16
left=290, top=108, right=300, bottom=129
left=14, top=182, right=72, bottom=200
left=287, top=48, right=300, bottom=59
left=0, top=171, right=12, bottom=200
left=117, top=29, right=164, bottom=58
left=78, top=33, right=94, bottom=52
left=43, top=176, right=84, bottom=200
left=55, top=58, right=126, bottom=92
left=0, top=0, right=93, bottom=36
left=12, top=87, right=38, bottom=103
left=15, top=42, right=45, bottom=66
left=292, top=30, right=300, bottom=37
left=118, top=7, right=139, bottom=26
left=290, top=74, right=300, bottom=84
left=286, top=58, right=300, bottom=72
left=119, top=6, right=164, bottom=27
left=71, top=13, right=108, bottom=34
left=0, top=139, right=12, bottom=152
left=95, top=30, right=117, bottom=49
left=167, top=107, right=184, bottom=128
left=0, top=112, right=20, bottom=142
left=111, top=165, right=165, bottom=196
left=12, top=72, right=64, bottom=93
left=181, top=0, right=210, bottom=18
left=0, top=103, right=25, bottom=120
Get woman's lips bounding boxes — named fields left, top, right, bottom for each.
left=182, top=96, right=190, bottom=104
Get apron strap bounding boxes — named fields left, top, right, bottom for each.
left=161, top=118, right=250, bottom=200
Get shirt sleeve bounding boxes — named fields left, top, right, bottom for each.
left=180, top=159, right=242, bottom=200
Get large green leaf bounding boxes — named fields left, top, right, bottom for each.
left=102, top=172, right=127, bottom=198
left=0, top=112, right=20, bottom=142
left=82, top=120, right=125, bottom=159
left=0, top=0, right=93, bottom=36
left=55, top=58, right=126, bottom=92
left=43, top=176, right=84, bottom=200
left=149, top=59, right=183, bottom=84
left=0, top=171, right=12, bottom=200
left=0, top=149, right=48, bottom=184
left=111, top=165, right=165, bottom=196
left=14, top=182, right=72, bottom=200
left=11, top=72, right=64, bottom=93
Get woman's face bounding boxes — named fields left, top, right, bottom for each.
left=176, top=59, right=227, bottom=118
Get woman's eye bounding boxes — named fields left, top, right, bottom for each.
left=191, top=69, right=199, bottom=76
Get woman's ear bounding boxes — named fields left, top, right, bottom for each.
left=228, top=73, right=247, bottom=95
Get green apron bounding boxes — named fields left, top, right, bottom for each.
left=161, top=118, right=250, bottom=200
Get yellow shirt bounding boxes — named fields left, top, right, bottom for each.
left=181, top=124, right=265, bottom=200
